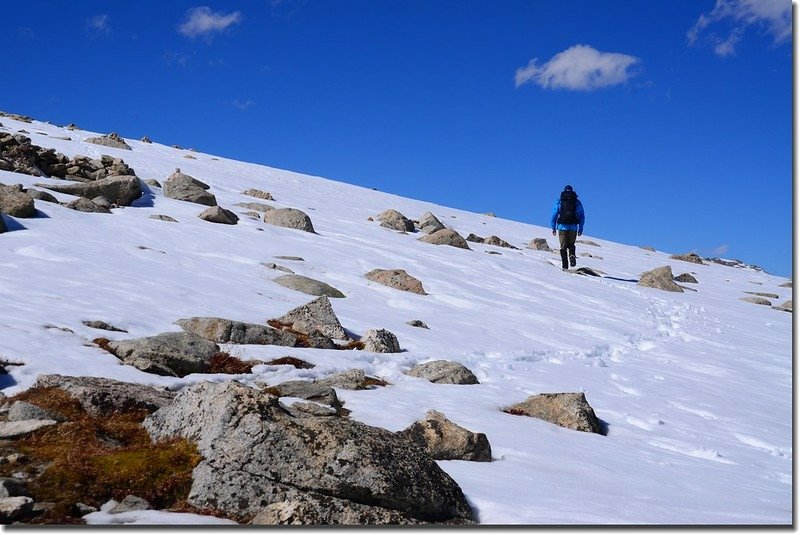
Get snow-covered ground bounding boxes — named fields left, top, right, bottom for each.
left=0, top=116, right=791, bottom=525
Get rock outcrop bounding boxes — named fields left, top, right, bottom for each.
left=504, top=392, right=602, bottom=434
left=674, top=273, right=698, bottom=283
left=33, top=374, right=175, bottom=415
left=365, top=269, right=427, bottom=295
left=242, top=189, right=274, bottom=200
left=415, top=212, right=446, bottom=234
left=64, top=197, right=112, bottom=214
left=36, top=175, right=142, bottom=206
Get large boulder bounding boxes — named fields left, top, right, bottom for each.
left=143, top=381, right=474, bottom=523
left=263, top=208, right=315, bottom=233
left=365, top=269, right=427, bottom=295
left=504, top=392, right=602, bottom=434
left=418, top=229, right=470, bottom=250
left=105, top=332, right=221, bottom=377
left=163, top=170, right=217, bottom=206
left=36, top=175, right=142, bottom=206
left=400, top=410, right=491, bottom=462
left=415, top=212, right=446, bottom=234
left=361, top=329, right=401, bottom=353
left=273, top=274, right=345, bottom=298
left=638, top=266, right=684, bottom=293
left=198, top=206, right=239, bottom=225
left=0, top=184, right=35, bottom=217
left=33, top=374, right=175, bottom=415
left=85, top=132, right=132, bottom=150
left=406, top=360, right=478, bottom=385
left=176, top=317, right=297, bottom=346
left=271, top=296, right=348, bottom=341
left=376, top=209, right=415, bottom=232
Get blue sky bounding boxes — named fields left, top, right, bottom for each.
left=2, top=1, right=792, bottom=276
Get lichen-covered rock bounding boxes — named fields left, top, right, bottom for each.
left=376, top=209, right=415, bottom=232
left=0, top=496, right=34, bottom=523
left=143, top=381, right=474, bottom=523
left=176, top=317, right=297, bottom=346
left=271, top=296, right=348, bottom=341
left=263, top=208, right=315, bottom=233
left=638, top=266, right=684, bottom=293
left=406, top=360, right=478, bottom=385
left=37, top=175, right=142, bottom=206
left=198, top=206, right=239, bottom=225
left=273, top=274, right=345, bottom=298
left=400, top=410, right=491, bottom=462
left=361, top=329, right=400, bottom=353
left=365, top=269, right=427, bottom=295
left=504, top=392, right=602, bottom=434
left=418, top=229, right=470, bottom=250
left=82, top=320, right=127, bottom=332
left=105, top=332, right=221, bottom=377
left=162, top=170, right=217, bottom=206
left=33, top=374, right=175, bottom=415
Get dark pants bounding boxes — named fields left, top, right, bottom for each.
left=558, top=230, right=577, bottom=269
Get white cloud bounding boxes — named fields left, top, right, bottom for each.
left=179, top=7, right=242, bottom=38
left=231, top=99, right=256, bottom=111
left=514, top=44, right=640, bottom=91
left=710, top=244, right=730, bottom=256
left=87, top=14, right=111, bottom=35
left=688, top=0, right=791, bottom=57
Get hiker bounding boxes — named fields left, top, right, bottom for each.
left=551, top=185, right=585, bottom=270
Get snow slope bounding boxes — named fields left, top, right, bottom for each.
left=0, top=116, right=792, bottom=525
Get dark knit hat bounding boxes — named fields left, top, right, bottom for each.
left=564, top=185, right=573, bottom=191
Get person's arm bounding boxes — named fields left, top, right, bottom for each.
left=577, top=202, right=585, bottom=236
left=550, top=200, right=560, bottom=235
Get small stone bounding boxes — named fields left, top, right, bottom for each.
left=407, top=320, right=429, bottom=329
left=108, top=495, right=151, bottom=514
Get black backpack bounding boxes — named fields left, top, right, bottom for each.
left=557, top=190, right=578, bottom=225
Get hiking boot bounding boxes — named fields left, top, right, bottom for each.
left=569, top=255, right=576, bottom=267
left=560, top=250, right=569, bottom=270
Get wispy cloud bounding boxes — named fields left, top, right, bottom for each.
left=709, top=244, right=730, bottom=256
left=86, top=14, right=111, bottom=35
left=688, top=0, right=791, bottom=57
left=179, top=7, right=242, bottom=39
left=163, top=51, right=190, bottom=67
left=231, top=99, right=256, bottom=111
left=515, top=44, right=640, bottom=91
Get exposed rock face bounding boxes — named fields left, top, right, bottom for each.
left=315, top=369, right=373, bottom=390
left=418, top=229, right=470, bottom=250
left=406, top=360, right=479, bottom=385
left=504, top=392, right=602, bottom=434
left=416, top=212, right=446, bottom=234
left=37, top=175, right=142, bottom=206
left=778, top=281, right=792, bottom=288
left=365, top=269, right=426, bottom=295
left=271, top=296, right=348, bottom=341
left=465, top=233, right=483, bottom=243
left=242, top=189, right=274, bottom=200
left=85, top=132, right=132, bottom=150
left=669, top=252, right=704, bottom=265
left=198, top=206, right=239, bottom=225
left=163, top=170, right=217, bottom=206
left=263, top=208, right=315, bottom=233
left=376, top=209, right=415, bottom=232
left=33, top=374, right=175, bottom=415
left=143, top=381, right=474, bottom=523
left=529, top=237, right=553, bottom=251
left=400, top=410, right=491, bottom=462
left=262, top=262, right=294, bottom=274
left=64, top=197, right=112, bottom=214
left=0, top=133, right=69, bottom=178
left=0, top=420, right=58, bottom=439
left=105, top=332, right=221, bottom=377
left=63, top=155, right=135, bottom=182
left=273, top=274, right=345, bottom=299
left=361, top=329, right=401, bottom=353
left=176, top=317, right=297, bottom=346
left=674, top=273, right=698, bottom=283
left=740, top=296, right=772, bottom=306
left=0, top=184, right=36, bottom=217
left=638, top=266, right=684, bottom=293
left=577, top=240, right=601, bottom=247
left=7, top=401, right=66, bottom=423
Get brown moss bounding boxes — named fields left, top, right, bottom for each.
left=359, top=376, right=389, bottom=389
left=207, top=352, right=255, bottom=374
left=92, top=337, right=113, bottom=353
left=9, top=386, right=203, bottom=524
left=501, top=407, right=528, bottom=417
left=266, top=321, right=364, bottom=351
left=267, top=356, right=315, bottom=369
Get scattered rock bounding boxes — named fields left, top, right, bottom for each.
left=271, top=296, right=348, bottom=341
left=674, top=273, right=698, bottom=283
left=176, top=317, right=297, bottom=346
left=263, top=208, right=315, bottom=233
left=149, top=214, right=177, bottom=223
left=740, top=296, right=772, bottom=306
left=0, top=133, right=70, bottom=178
left=266, top=380, right=342, bottom=410
left=774, top=300, right=792, bottom=312
left=145, top=179, right=161, bottom=188
left=706, top=257, right=764, bottom=271
left=235, top=202, right=273, bottom=212
left=640, top=246, right=656, bottom=252
left=376, top=209, right=415, bottom=232
left=242, top=188, right=274, bottom=200
left=315, top=368, right=379, bottom=390
left=262, top=262, right=294, bottom=274
left=104, top=332, right=221, bottom=377
left=483, top=235, right=518, bottom=249
left=92, top=196, right=113, bottom=209
left=162, top=169, right=217, bottom=206
left=400, top=410, right=491, bottom=462
left=415, top=212, right=446, bottom=234
left=577, top=239, right=601, bottom=247
left=38, top=175, right=142, bottom=206
left=361, top=329, right=401, bottom=353
left=670, top=252, right=704, bottom=265
left=465, top=233, right=483, bottom=243
left=365, top=269, right=427, bottom=295
left=63, top=197, right=112, bottom=214
left=0, top=185, right=36, bottom=218
left=198, top=206, right=239, bottom=225
left=183, top=154, right=197, bottom=160
left=275, top=255, right=305, bottom=261
left=24, top=189, right=58, bottom=203
left=0, top=478, right=27, bottom=499
left=140, top=136, right=152, bottom=143
left=418, top=229, right=470, bottom=250
left=143, top=381, right=474, bottom=523
left=7, top=401, right=66, bottom=423
left=744, top=291, right=779, bottom=299
left=0, top=420, right=58, bottom=439
left=273, top=274, right=345, bottom=299
left=33, top=374, right=175, bottom=415
left=407, top=320, right=429, bottom=329
left=778, top=281, right=792, bottom=288
left=85, top=132, right=132, bottom=150
left=108, top=495, right=151, bottom=514
left=267, top=356, right=315, bottom=369
left=61, top=155, right=135, bottom=182
left=638, top=266, right=684, bottom=293
left=504, top=392, right=602, bottom=434
left=0, top=496, right=34, bottom=523
left=406, top=360, right=478, bottom=385
left=250, top=492, right=424, bottom=525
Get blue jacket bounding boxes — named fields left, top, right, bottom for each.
left=551, top=196, right=585, bottom=233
